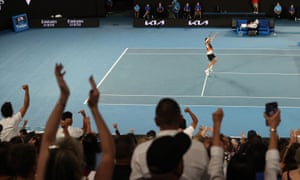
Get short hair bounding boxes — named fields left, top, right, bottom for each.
left=62, top=111, right=72, bottom=120
left=155, top=98, right=181, bottom=127
left=1, top=102, right=13, bottom=118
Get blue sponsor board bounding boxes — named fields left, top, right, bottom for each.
left=12, top=13, right=29, bottom=32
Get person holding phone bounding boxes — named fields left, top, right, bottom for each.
left=264, top=105, right=281, bottom=180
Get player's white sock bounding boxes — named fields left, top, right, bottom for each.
left=205, top=69, right=209, bottom=76
left=209, top=65, right=213, bottom=71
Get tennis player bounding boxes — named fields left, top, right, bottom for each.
left=204, top=32, right=218, bottom=76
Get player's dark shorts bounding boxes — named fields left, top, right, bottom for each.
left=207, top=54, right=216, bottom=61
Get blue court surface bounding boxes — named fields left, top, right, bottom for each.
left=1, top=16, right=300, bottom=137
left=95, top=48, right=300, bottom=137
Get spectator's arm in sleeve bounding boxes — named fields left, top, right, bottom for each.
left=36, top=64, right=70, bottom=180
left=208, top=108, right=225, bottom=180
left=19, top=84, right=30, bottom=117
left=88, top=76, right=115, bottom=180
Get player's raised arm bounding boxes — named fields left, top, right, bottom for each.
left=210, top=32, right=218, bottom=41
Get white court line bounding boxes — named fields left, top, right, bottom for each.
left=99, top=103, right=300, bottom=109
left=101, top=94, right=300, bottom=100
left=214, top=72, right=300, bottom=76
left=126, top=52, right=300, bottom=56
left=127, top=48, right=300, bottom=51
left=201, top=73, right=209, bottom=96
left=83, top=48, right=129, bottom=104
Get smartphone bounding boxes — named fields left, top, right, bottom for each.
left=265, top=102, right=278, bottom=116
left=265, top=102, right=278, bottom=126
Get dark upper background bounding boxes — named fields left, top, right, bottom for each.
left=0, top=0, right=299, bottom=29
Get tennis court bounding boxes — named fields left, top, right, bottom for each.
left=95, top=48, right=300, bottom=137
left=1, top=16, right=300, bottom=137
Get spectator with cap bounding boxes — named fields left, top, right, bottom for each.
left=131, top=98, right=226, bottom=180
left=145, top=132, right=191, bottom=179
left=130, top=97, right=210, bottom=180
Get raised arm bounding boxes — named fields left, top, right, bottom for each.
left=208, top=108, right=225, bottom=180
left=79, top=109, right=90, bottom=134
left=184, top=107, right=199, bottom=129
left=210, top=32, right=218, bottom=41
left=19, top=84, right=30, bottom=117
left=264, top=109, right=281, bottom=180
left=36, top=64, right=70, bottom=180
left=87, top=76, right=115, bottom=180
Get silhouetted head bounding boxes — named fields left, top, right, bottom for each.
left=155, top=98, right=182, bottom=129
left=147, top=132, right=191, bottom=178
left=1, top=102, right=13, bottom=118
left=61, top=111, right=73, bottom=126
left=204, top=37, right=209, bottom=43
